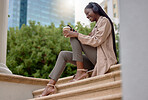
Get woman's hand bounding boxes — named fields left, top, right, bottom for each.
left=63, top=30, right=79, bottom=38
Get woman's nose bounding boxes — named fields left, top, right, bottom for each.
left=87, top=15, right=89, bottom=19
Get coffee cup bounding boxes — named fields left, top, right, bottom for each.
left=63, top=26, right=71, bottom=37
left=63, top=26, right=70, bottom=31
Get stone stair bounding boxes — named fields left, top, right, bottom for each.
left=85, top=93, right=122, bottom=100
left=29, top=64, right=121, bottom=100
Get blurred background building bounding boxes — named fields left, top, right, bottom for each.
left=74, top=0, right=119, bottom=26
left=8, top=0, right=119, bottom=29
left=8, top=0, right=75, bottom=29
left=100, top=0, right=119, bottom=24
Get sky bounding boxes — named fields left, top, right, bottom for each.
left=75, top=0, right=104, bottom=26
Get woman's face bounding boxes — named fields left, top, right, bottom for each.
left=84, top=8, right=98, bottom=22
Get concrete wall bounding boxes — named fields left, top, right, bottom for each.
left=0, top=81, right=45, bottom=100
left=119, top=0, right=148, bottom=100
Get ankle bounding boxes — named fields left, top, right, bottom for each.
left=76, top=71, right=83, bottom=75
left=48, top=79, right=56, bottom=85
left=76, top=70, right=87, bottom=76
left=77, top=68, right=88, bottom=72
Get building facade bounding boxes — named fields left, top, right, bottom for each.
left=8, top=0, right=20, bottom=29
left=8, top=0, right=75, bottom=29
left=100, top=0, right=119, bottom=24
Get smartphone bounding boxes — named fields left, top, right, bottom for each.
left=67, top=25, right=76, bottom=32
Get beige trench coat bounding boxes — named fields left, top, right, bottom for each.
left=78, top=16, right=117, bottom=76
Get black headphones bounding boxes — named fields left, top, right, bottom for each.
left=89, top=2, right=99, bottom=13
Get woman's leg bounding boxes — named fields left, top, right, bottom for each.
left=70, top=37, right=97, bottom=79
left=42, top=51, right=73, bottom=96
left=70, top=37, right=85, bottom=79
left=81, top=44, right=97, bottom=65
left=41, top=51, right=94, bottom=96
left=49, top=51, right=95, bottom=81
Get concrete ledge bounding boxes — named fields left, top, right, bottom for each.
left=56, top=76, right=73, bottom=85
left=0, top=73, right=49, bottom=86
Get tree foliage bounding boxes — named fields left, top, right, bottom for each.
left=7, top=21, right=119, bottom=79
left=114, top=23, right=120, bottom=62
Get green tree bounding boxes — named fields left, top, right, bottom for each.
left=114, top=23, right=120, bottom=62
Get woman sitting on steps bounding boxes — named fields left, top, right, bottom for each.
left=40, top=2, right=117, bottom=97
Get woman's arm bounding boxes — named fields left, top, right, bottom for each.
left=78, top=18, right=112, bottom=47
left=63, top=31, right=92, bottom=37
left=63, top=30, right=79, bottom=38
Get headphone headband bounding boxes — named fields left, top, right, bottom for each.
left=89, top=2, right=95, bottom=7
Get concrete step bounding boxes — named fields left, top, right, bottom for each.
left=32, top=70, right=121, bottom=98
left=56, top=64, right=121, bottom=85
left=85, top=93, right=122, bottom=100
left=106, top=64, right=120, bottom=73
left=29, top=80, right=121, bottom=100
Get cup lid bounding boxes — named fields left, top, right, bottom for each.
left=64, top=26, right=70, bottom=28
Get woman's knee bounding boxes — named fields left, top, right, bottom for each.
left=59, top=51, right=70, bottom=59
left=70, top=37, right=78, bottom=43
left=59, top=51, right=66, bottom=57
left=59, top=51, right=72, bottom=61
left=70, top=37, right=81, bottom=48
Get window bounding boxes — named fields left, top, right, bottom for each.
left=113, top=4, right=116, bottom=8
left=114, top=13, right=116, bottom=17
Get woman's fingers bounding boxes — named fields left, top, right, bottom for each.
left=63, top=30, right=69, bottom=34
left=63, top=30, right=77, bottom=38
left=63, top=30, right=69, bottom=37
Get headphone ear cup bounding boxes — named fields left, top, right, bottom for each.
left=92, top=4, right=98, bottom=13
left=93, top=7, right=98, bottom=12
